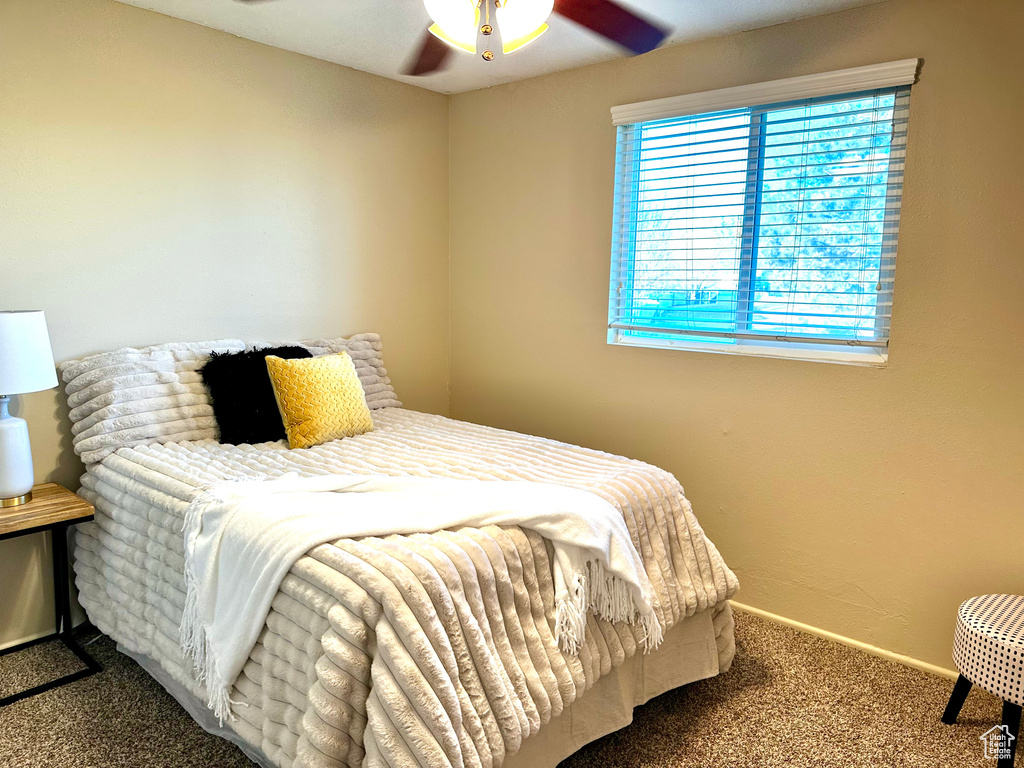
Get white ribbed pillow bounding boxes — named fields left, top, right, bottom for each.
left=298, top=333, right=402, bottom=410
left=59, top=339, right=245, bottom=464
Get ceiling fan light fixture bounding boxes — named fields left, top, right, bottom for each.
left=406, top=0, right=669, bottom=77
left=495, top=0, right=553, bottom=54
left=424, top=0, right=480, bottom=54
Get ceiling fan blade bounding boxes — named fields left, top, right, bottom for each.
left=404, top=31, right=453, bottom=76
left=554, top=0, right=668, bottom=55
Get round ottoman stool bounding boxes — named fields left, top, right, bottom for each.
left=942, top=594, right=1024, bottom=768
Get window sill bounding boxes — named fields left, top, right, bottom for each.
left=608, top=334, right=888, bottom=367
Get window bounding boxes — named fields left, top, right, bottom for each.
left=608, top=60, right=917, bottom=365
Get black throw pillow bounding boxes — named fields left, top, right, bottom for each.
left=200, top=345, right=313, bottom=445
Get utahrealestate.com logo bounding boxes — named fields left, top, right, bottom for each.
left=980, top=725, right=1016, bottom=760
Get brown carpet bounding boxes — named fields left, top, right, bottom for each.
left=0, top=611, right=1003, bottom=768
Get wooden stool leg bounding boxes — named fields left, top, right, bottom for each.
left=999, top=701, right=1021, bottom=768
left=942, top=674, right=973, bottom=724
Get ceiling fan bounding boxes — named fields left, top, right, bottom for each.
left=231, top=0, right=669, bottom=78
left=406, top=0, right=669, bottom=76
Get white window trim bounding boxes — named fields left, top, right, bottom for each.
left=611, top=59, right=919, bottom=126
left=610, top=332, right=889, bottom=367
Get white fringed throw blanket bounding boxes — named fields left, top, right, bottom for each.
left=181, top=474, right=662, bottom=723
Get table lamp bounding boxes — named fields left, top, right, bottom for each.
left=0, top=311, right=58, bottom=507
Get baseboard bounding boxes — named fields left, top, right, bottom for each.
left=0, top=618, right=90, bottom=653
left=0, top=627, right=53, bottom=652
left=729, top=600, right=958, bottom=681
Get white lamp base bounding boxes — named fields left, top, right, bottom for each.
left=0, top=395, right=35, bottom=507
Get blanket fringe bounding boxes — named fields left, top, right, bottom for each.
left=555, top=572, right=589, bottom=655
left=555, top=561, right=663, bottom=655
left=181, top=491, right=243, bottom=725
left=182, top=573, right=241, bottom=724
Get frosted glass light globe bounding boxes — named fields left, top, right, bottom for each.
left=424, top=0, right=481, bottom=54
left=495, top=0, right=554, bottom=53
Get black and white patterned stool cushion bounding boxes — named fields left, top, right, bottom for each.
left=953, top=594, right=1024, bottom=706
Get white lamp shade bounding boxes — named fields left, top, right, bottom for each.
left=0, top=311, right=58, bottom=395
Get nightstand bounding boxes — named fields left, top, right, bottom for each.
left=0, top=483, right=101, bottom=705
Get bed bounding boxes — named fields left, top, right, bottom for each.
left=60, top=334, right=738, bottom=768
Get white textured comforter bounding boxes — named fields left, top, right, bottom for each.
left=73, top=408, right=738, bottom=768
left=182, top=474, right=662, bottom=723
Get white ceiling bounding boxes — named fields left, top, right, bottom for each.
left=113, top=0, right=885, bottom=94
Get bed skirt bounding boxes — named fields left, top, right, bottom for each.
left=123, top=602, right=735, bottom=768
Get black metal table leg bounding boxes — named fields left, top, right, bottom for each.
left=54, top=521, right=71, bottom=634
left=0, top=524, right=101, bottom=707
left=942, top=673, right=973, bottom=724
left=999, top=701, right=1022, bottom=768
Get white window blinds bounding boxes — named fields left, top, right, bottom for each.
left=608, top=61, right=917, bottom=360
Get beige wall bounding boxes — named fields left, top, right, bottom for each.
left=0, top=0, right=449, bottom=647
left=449, top=0, right=1024, bottom=669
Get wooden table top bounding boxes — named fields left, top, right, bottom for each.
left=0, top=483, right=94, bottom=537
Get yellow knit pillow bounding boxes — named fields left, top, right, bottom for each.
left=265, top=352, right=374, bottom=449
